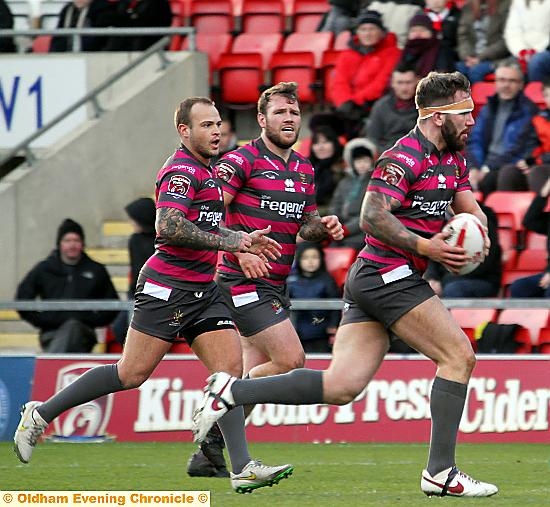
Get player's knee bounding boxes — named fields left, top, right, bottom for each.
left=119, top=371, right=150, bottom=389
left=329, top=384, right=362, bottom=405
left=273, top=351, right=305, bottom=374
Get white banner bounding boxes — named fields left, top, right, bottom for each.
left=0, top=57, right=87, bottom=148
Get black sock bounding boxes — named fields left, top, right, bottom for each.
left=232, top=369, right=323, bottom=406
left=427, top=376, right=467, bottom=476
left=37, top=364, right=124, bottom=423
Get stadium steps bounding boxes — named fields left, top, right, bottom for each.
left=0, top=220, right=131, bottom=353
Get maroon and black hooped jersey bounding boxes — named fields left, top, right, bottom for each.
left=141, top=144, right=224, bottom=289
left=215, top=137, right=317, bottom=284
left=359, top=127, right=471, bottom=274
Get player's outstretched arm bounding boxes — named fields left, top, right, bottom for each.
left=157, top=207, right=250, bottom=252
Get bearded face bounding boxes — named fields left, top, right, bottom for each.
left=441, top=115, right=466, bottom=152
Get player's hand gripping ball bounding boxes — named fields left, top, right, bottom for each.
left=442, top=213, right=488, bottom=275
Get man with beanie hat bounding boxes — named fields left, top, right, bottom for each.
left=16, top=218, right=119, bottom=353
left=330, top=9, right=401, bottom=137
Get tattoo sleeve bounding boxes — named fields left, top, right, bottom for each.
left=157, top=207, right=241, bottom=251
left=360, top=191, right=420, bottom=254
left=298, top=210, right=328, bottom=242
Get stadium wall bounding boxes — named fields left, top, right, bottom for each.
left=0, top=51, right=208, bottom=299
left=5, top=354, right=548, bottom=443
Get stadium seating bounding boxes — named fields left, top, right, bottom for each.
left=269, top=51, right=317, bottom=103
left=524, top=231, right=547, bottom=250
left=178, top=33, right=233, bottom=83
left=497, top=308, right=550, bottom=353
left=189, top=0, right=234, bottom=33
left=324, top=247, right=356, bottom=289
left=333, top=30, right=351, bottom=50
left=231, top=32, right=284, bottom=69
left=282, top=31, right=333, bottom=68
left=291, top=0, right=330, bottom=33
left=320, top=49, right=342, bottom=104
left=241, top=0, right=285, bottom=33
left=450, top=307, right=498, bottom=350
left=217, top=52, right=264, bottom=106
left=471, top=81, right=495, bottom=117
left=524, top=81, right=546, bottom=109
left=32, top=35, right=52, bottom=53
left=537, top=327, right=550, bottom=353
left=485, top=191, right=536, bottom=248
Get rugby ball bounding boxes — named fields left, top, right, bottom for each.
left=442, top=213, right=487, bottom=275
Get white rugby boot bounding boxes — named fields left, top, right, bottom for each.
left=421, top=466, right=498, bottom=497
left=231, top=460, right=294, bottom=494
left=13, top=401, right=48, bottom=463
left=192, top=372, right=236, bottom=443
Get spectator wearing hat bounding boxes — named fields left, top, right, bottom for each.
left=398, top=11, right=456, bottom=78
left=330, top=10, right=401, bottom=138
left=364, top=63, right=419, bottom=153
left=16, top=218, right=119, bottom=353
left=329, top=137, right=377, bottom=250
left=112, top=197, right=156, bottom=344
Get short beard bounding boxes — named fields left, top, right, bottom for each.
left=441, top=117, right=465, bottom=152
left=265, top=124, right=298, bottom=149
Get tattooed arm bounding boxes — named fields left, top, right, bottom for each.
left=360, top=191, right=468, bottom=270
left=156, top=207, right=246, bottom=252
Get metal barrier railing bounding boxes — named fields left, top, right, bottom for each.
left=0, top=27, right=196, bottom=168
left=0, top=298, right=549, bottom=312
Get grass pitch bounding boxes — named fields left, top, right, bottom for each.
left=1, top=441, right=549, bottom=506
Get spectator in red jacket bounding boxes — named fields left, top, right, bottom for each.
left=330, top=10, right=401, bottom=138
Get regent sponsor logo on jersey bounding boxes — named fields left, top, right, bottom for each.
left=395, top=152, right=415, bottom=167
left=411, top=198, right=453, bottom=215
left=380, top=163, right=406, bottom=186
left=171, top=164, right=196, bottom=174
left=167, top=174, right=191, bottom=199
left=198, top=210, right=223, bottom=227
left=216, top=162, right=236, bottom=182
left=259, top=199, right=306, bottom=218
left=225, top=152, right=245, bottom=165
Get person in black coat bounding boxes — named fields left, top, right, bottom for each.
left=0, top=0, right=17, bottom=53
left=112, top=197, right=156, bottom=344
left=288, top=243, right=342, bottom=353
left=16, top=218, right=119, bottom=352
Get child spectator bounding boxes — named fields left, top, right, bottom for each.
left=456, top=0, right=511, bottom=84
left=329, top=138, right=376, bottom=250
left=510, top=177, right=550, bottom=297
left=288, top=243, right=342, bottom=353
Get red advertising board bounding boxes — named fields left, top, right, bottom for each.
left=31, top=355, right=550, bottom=443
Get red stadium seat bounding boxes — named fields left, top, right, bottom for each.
left=168, top=4, right=184, bottom=51
left=178, top=33, right=233, bottom=83
left=217, top=53, right=265, bottom=106
left=190, top=0, right=234, bottom=33
left=450, top=308, right=497, bottom=350
left=333, top=30, right=351, bottom=50
left=291, top=0, right=330, bottom=32
left=320, top=49, right=342, bottom=104
left=231, top=32, right=284, bottom=69
left=241, top=0, right=285, bottom=33
left=514, top=249, right=547, bottom=272
left=471, top=81, right=495, bottom=117
left=283, top=31, right=333, bottom=68
left=524, top=231, right=547, bottom=250
left=324, top=247, right=357, bottom=288
left=497, top=308, right=550, bottom=353
left=169, top=342, right=193, bottom=353
left=32, top=35, right=52, bottom=53
left=501, top=248, right=517, bottom=271
left=524, top=81, right=546, bottom=109
left=537, top=327, right=550, bottom=353
left=484, top=191, right=536, bottom=246
left=270, top=51, right=317, bottom=103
